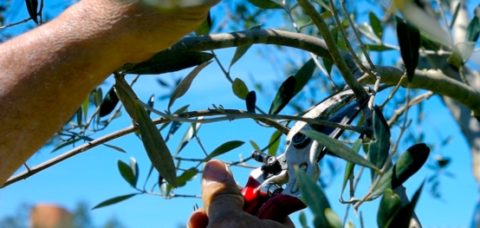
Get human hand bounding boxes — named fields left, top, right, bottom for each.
left=187, top=160, right=293, bottom=228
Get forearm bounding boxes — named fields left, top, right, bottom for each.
left=0, top=0, right=213, bottom=184
left=0, top=2, right=123, bottom=183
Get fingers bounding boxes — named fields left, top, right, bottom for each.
left=201, top=160, right=244, bottom=219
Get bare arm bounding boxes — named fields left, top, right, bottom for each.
left=0, top=0, right=214, bottom=184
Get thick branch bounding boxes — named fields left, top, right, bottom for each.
left=159, top=29, right=480, bottom=114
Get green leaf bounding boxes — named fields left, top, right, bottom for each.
left=124, top=51, right=213, bottom=75
left=384, top=182, right=424, bottom=228
left=25, top=0, right=38, bottom=24
left=118, top=160, right=136, bottom=187
left=205, top=140, right=244, bottom=161
left=268, top=130, right=282, bottom=156
left=269, top=76, right=296, bottom=115
left=303, top=130, right=379, bottom=171
left=325, top=208, right=342, bottom=228
left=299, top=211, right=309, bottom=228
left=466, top=15, right=480, bottom=42
left=249, top=140, right=261, bottom=151
left=364, top=44, right=396, bottom=52
left=372, top=143, right=430, bottom=198
left=175, top=121, right=202, bottom=154
left=341, top=139, right=362, bottom=192
left=322, top=58, right=333, bottom=75
left=230, top=44, right=252, bottom=69
left=93, top=193, right=138, bottom=209
left=368, top=107, right=391, bottom=178
left=247, top=0, right=282, bottom=9
left=168, top=61, right=211, bottom=109
left=246, top=91, right=256, bottom=113
left=369, top=12, right=383, bottom=38
left=115, top=75, right=177, bottom=186
left=195, top=12, right=211, bottom=36
left=295, top=168, right=330, bottom=228
left=396, top=18, right=421, bottom=81
left=129, top=157, right=139, bottom=187
left=232, top=78, right=249, bottom=99
left=99, top=86, right=119, bottom=117
left=176, top=167, right=198, bottom=187
left=377, top=188, right=403, bottom=228
left=293, top=59, right=316, bottom=95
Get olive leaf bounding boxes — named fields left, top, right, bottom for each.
left=303, top=130, right=379, bottom=171
left=247, top=0, right=282, bottom=9
left=124, top=51, right=213, bottom=75
left=368, top=107, right=391, bottom=178
left=296, top=168, right=342, bottom=228
left=99, top=86, right=119, bottom=117
left=93, top=193, right=139, bottom=209
left=369, top=12, right=383, bottom=38
left=232, top=78, right=249, bottom=99
left=397, top=18, right=420, bottom=81
left=371, top=143, right=430, bottom=198
left=168, top=61, right=211, bottom=109
left=118, top=159, right=137, bottom=188
left=230, top=44, right=253, bottom=69
left=205, top=140, right=244, bottom=161
left=115, top=75, right=177, bottom=186
left=25, top=0, right=38, bottom=24
left=246, top=91, right=257, bottom=113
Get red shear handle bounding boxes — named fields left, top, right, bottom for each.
left=241, top=177, right=306, bottom=223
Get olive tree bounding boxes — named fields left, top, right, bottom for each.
left=1, top=0, right=479, bottom=227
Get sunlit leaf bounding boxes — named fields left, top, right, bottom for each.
left=397, top=18, right=420, bottom=81
left=124, top=51, right=213, bottom=75
left=269, top=76, right=296, bottom=115
left=369, top=12, right=383, bottom=38
left=93, top=194, right=138, bottom=209
left=205, top=140, right=244, bottom=161
left=115, top=76, right=177, bottom=186
left=246, top=91, right=256, bottom=113
left=99, top=86, right=119, bottom=117
left=325, top=208, right=342, bottom=228
left=232, top=78, right=249, bottom=99
left=168, top=61, right=211, bottom=109
left=247, top=0, right=282, bottom=9
left=303, top=130, right=379, bottom=171
left=230, top=44, right=252, bottom=69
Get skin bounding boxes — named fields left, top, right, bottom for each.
left=188, top=160, right=292, bottom=228
left=0, top=0, right=292, bottom=226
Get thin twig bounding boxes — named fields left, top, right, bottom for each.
left=297, top=0, right=370, bottom=102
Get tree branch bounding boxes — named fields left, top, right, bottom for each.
left=156, top=29, right=480, bottom=115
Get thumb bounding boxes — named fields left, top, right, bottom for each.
left=202, top=160, right=244, bottom=220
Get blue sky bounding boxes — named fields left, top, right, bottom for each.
left=1, top=0, right=480, bottom=227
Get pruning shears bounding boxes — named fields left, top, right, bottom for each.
left=241, top=89, right=369, bottom=222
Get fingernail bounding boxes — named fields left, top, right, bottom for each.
left=203, top=160, right=229, bottom=184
